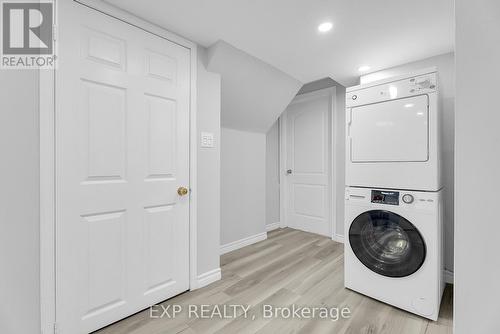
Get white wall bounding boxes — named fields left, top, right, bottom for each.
left=197, top=47, right=222, bottom=275
left=221, top=128, right=266, bottom=245
left=454, top=1, right=500, bottom=333
left=359, top=52, right=455, bottom=274
left=266, top=121, right=280, bottom=227
left=0, top=71, right=40, bottom=334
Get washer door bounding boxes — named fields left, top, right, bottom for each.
left=349, top=210, right=426, bottom=278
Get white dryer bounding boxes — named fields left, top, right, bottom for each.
left=344, top=186, right=444, bottom=320
left=346, top=68, right=442, bottom=191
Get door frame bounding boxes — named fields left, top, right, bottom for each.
left=279, top=87, right=339, bottom=239
left=39, top=1, right=198, bottom=332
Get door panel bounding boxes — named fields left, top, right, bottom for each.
left=83, top=28, right=126, bottom=69
left=82, top=80, right=127, bottom=181
left=82, top=210, right=126, bottom=319
left=350, top=95, right=429, bottom=162
left=57, top=2, right=190, bottom=333
left=292, top=108, right=325, bottom=174
left=143, top=205, right=176, bottom=295
left=285, top=93, right=331, bottom=237
left=293, top=184, right=326, bottom=218
left=146, top=95, right=176, bottom=178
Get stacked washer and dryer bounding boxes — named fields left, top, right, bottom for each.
left=344, top=68, right=444, bottom=320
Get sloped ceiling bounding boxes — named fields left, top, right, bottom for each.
left=207, top=41, right=302, bottom=133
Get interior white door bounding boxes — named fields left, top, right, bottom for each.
left=349, top=95, right=429, bottom=162
left=284, top=91, right=332, bottom=237
left=56, top=2, right=190, bottom=333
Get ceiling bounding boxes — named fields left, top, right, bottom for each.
left=104, top=0, right=454, bottom=86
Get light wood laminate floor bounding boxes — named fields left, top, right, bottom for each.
left=97, top=228, right=453, bottom=334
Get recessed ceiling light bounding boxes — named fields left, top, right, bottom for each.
left=318, top=22, right=333, bottom=33
left=358, top=65, right=371, bottom=72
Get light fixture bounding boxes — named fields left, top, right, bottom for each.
left=358, top=65, right=371, bottom=72
left=318, top=22, right=333, bottom=33
left=404, top=103, right=415, bottom=108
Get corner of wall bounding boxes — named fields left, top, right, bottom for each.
left=196, top=47, right=222, bottom=277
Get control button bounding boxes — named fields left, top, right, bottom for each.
left=402, top=194, right=414, bottom=204
left=352, top=95, right=357, bottom=100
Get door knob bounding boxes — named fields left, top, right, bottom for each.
left=286, top=169, right=292, bottom=175
left=177, top=187, right=189, bottom=196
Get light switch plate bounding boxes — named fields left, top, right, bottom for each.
left=200, top=132, right=214, bottom=148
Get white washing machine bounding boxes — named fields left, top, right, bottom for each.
left=344, top=186, right=444, bottom=320
left=345, top=68, right=442, bottom=191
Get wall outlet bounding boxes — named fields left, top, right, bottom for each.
left=201, top=132, right=214, bottom=148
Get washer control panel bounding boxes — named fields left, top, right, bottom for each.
left=371, top=190, right=399, bottom=206
left=346, top=187, right=439, bottom=212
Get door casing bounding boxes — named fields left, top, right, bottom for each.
left=279, top=87, right=340, bottom=240
left=39, top=1, right=198, bottom=333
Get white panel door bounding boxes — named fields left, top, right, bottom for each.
left=285, top=92, right=331, bottom=237
left=349, top=95, right=429, bottom=162
left=56, top=2, right=190, bottom=333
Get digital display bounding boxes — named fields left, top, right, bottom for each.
left=371, top=190, right=400, bottom=205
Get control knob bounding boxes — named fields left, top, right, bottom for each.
left=402, top=194, right=414, bottom=204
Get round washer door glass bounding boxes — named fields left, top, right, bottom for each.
left=349, top=210, right=426, bottom=278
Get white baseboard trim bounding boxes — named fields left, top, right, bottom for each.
left=266, top=222, right=280, bottom=232
left=194, top=268, right=221, bottom=289
left=220, top=232, right=267, bottom=255
left=444, top=269, right=454, bottom=284
left=332, top=234, right=344, bottom=243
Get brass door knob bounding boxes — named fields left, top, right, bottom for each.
left=177, top=187, right=189, bottom=196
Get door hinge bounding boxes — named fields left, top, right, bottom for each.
left=346, top=108, right=353, bottom=126
left=52, top=25, right=58, bottom=41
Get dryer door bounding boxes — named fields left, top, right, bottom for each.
left=349, top=210, right=426, bottom=278
left=349, top=95, right=429, bottom=162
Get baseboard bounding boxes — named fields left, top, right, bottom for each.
left=195, top=268, right=221, bottom=289
left=266, top=222, right=280, bottom=232
left=332, top=234, right=345, bottom=243
left=444, top=269, right=454, bottom=284
left=220, top=232, right=267, bottom=255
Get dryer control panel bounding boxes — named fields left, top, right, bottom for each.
left=371, top=190, right=399, bottom=205
left=346, top=72, right=437, bottom=108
